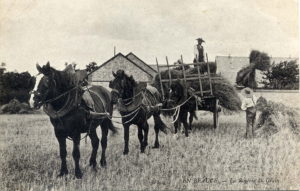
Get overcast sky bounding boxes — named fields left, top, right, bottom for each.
left=0, top=0, right=298, bottom=74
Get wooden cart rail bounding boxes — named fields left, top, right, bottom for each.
left=156, top=53, right=215, bottom=98
left=156, top=54, right=220, bottom=128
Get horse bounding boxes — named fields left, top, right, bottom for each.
left=109, top=70, right=167, bottom=155
left=167, top=81, right=198, bottom=137
left=32, top=62, right=117, bottom=179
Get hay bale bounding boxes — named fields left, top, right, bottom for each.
left=0, top=98, right=33, bottom=114
left=152, top=69, right=241, bottom=111
left=255, top=96, right=299, bottom=137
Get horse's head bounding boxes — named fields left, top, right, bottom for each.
left=109, top=70, right=137, bottom=104
left=167, top=81, right=185, bottom=106
left=32, top=62, right=65, bottom=109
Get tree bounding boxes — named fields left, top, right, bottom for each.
left=236, top=50, right=270, bottom=88
left=86, top=62, right=99, bottom=73
left=261, top=60, right=299, bottom=89
left=0, top=71, right=36, bottom=105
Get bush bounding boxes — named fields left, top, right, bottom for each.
left=260, top=60, right=299, bottom=89
left=0, top=71, right=36, bottom=105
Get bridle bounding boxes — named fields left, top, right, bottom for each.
left=32, top=75, right=73, bottom=107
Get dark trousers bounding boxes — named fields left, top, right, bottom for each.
left=246, top=108, right=256, bottom=138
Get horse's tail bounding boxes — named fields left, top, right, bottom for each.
left=108, top=118, right=118, bottom=134
left=191, top=110, right=198, bottom=120
left=108, top=103, right=118, bottom=134
left=153, top=114, right=168, bottom=134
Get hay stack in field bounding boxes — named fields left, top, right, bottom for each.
left=236, top=50, right=270, bottom=88
left=236, top=64, right=257, bottom=88
left=0, top=98, right=34, bottom=114
left=152, top=69, right=241, bottom=111
left=255, top=96, right=300, bottom=137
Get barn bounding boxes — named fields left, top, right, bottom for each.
left=90, top=52, right=157, bottom=88
left=216, top=55, right=299, bottom=87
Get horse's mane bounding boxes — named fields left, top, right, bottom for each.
left=52, top=68, right=75, bottom=90
left=115, top=70, right=137, bottom=87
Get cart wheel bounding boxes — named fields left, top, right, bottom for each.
left=213, top=99, right=220, bottom=129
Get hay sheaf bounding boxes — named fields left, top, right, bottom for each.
left=0, top=99, right=34, bottom=114
left=152, top=69, right=241, bottom=111
left=255, top=96, right=300, bottom=137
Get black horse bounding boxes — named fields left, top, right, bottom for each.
left=109, top=70, right=167, bottom=155
left=168, top=82, right=198, bottom=137
left=33, top=62, right=116, bottom=179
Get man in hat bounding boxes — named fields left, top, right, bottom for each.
left=194, top=38, right=205, bottom=63
left=241, top=87, right=257, bottom=138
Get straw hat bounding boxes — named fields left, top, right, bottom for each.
left=196, top=38, right=205, bottom=43
left=241, top=87, right=254, bottom=98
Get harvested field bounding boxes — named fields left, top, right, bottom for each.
left=0, top=103, right=299, bottom=190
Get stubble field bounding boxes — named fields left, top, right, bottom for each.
left=0, top=109, right=299, bottom=190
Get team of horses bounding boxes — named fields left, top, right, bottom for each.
left=32, top=63, right=199, bottom=178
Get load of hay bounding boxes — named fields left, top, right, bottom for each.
left=255, top=96, right=299, bottom=137
left=0, top=98, right=35, bottom=114
left=152, top=69, right=241, bottom=111
left=236, top=50, right=270, bottom=88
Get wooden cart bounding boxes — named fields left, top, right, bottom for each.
left=156, top=55, right=221, bottom=128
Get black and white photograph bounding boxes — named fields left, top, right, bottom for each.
left=0, top=0, right=299, bottom=190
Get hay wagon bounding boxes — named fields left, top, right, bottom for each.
left=155, top=55, right=222, bottom=129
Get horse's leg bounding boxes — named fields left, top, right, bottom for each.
left=137, top=126, right=144, bottom=152
left=100, top=121, right=108, bottom=167
left=89, top=127, right=99, bottom=169
left=57, top=136, right=68, bottom=177
left=153, top=115, right=161, bottom=148
left=174, top=114, right=180, bottom=134
left=72, top=134, right=82, bottom=179
left=189, top=111, right=194, bottom=130
left=180, top=111, right=189, bottom=137
left=141, top=121, right=149, bottom=153
left=123, top=124, right=130, bottom=155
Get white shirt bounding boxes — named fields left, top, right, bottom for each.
left=241, top=95, right=257, bottom=111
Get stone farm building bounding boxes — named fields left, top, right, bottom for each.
left=90, top=52, right=157, bottom=88
left=216, top=56, right=299, bottom=87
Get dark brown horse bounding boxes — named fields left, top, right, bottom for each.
left=33, top=62, right=116, bottom=179
left=109, top=70, right=167, bottom=155
left=167, top=82, right=197, bottom=137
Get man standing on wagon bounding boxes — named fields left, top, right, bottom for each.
left=194, top=37, right=205, bottom=63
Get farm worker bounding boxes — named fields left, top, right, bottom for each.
left=194, top=38, right=205, bottom=63
left=241, top=87, right=257, bottom=138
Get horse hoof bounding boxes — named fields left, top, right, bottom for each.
left=57, top=170, right=68, bottom=177
left=123, top=150, right=129, bottom=155
left=152, top=143, right=160, bottom=148
left=100, top=159, right=107, bottom=167
left=75, top=171, right=83, bottom=179
left=89, top=161, right=97, bottom=168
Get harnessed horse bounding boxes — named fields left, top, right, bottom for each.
left=109, top=70, right=167, bottom=155
left=32, top=62, right=116, bottom=179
